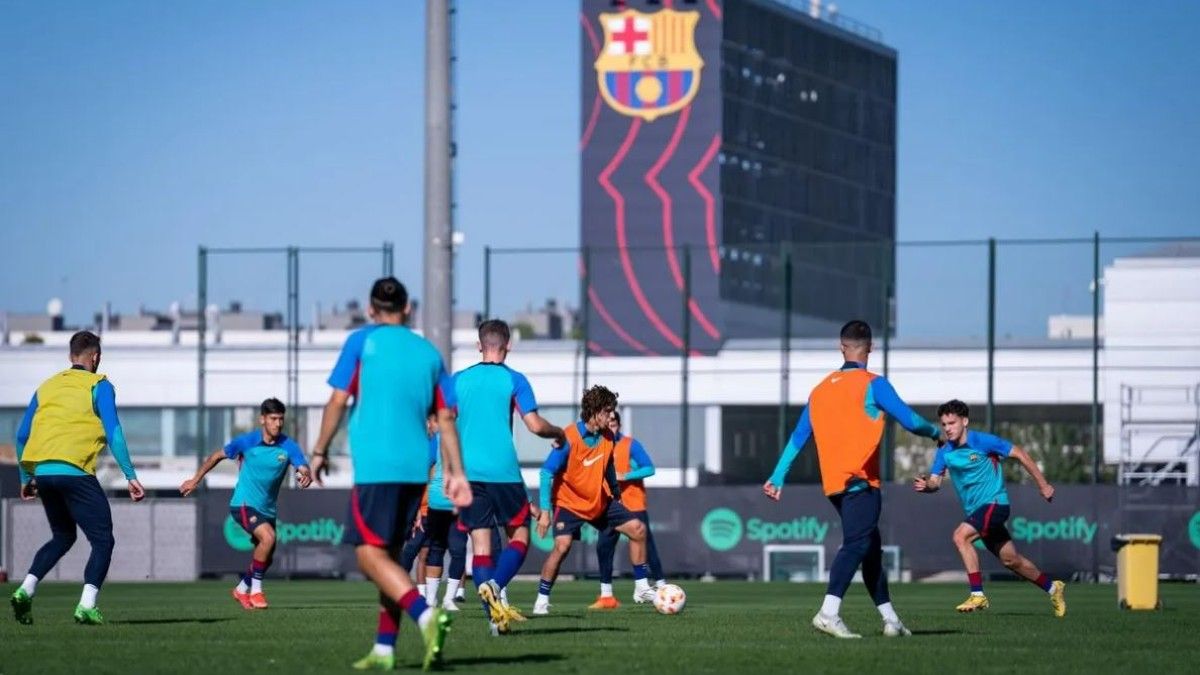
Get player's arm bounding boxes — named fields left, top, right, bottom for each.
left=1006, top=442, right=1054, bottom=502
left=285, top=439, right=313, bottom=489
left=94, top=380, right=144, bottom=501
left=180, top=449, right=227, bottom=496
left=512, top=370, right=566, bottom=446
left=869, top=376, right=941, bottom=440
left=913, top=447, right=947, bottom=494
left=15, top=392, right=38, bottom=499
left=433, top=367, right=472, bottom=508
left=537, top=444, right=569, bottom=537
left=621, top=439, right=656, bottom=480
left=310, top=331, right=364, bottom=484
left=763, top=407, right=812, bottom=500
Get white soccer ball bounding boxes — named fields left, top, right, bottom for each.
left=653, top=584, right=686, bottom=615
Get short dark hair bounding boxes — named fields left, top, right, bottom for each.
left=69, top=330, right=101, bottom=357
left=611, top=410, right=622, bottom=425
left=937, top=399, right=970, bottom=419
left=839, top=320, right=872, bottom=345
left=581, top=385, right=618, bottom=422
left=260, top=398, right=286, bottom=416
left=370, top=277, right=408, bottom=313
left=478, top=319, right=511, bottom=349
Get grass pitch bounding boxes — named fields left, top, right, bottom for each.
left=2, top=580, right=1196, bottom=674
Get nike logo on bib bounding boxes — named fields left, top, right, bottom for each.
left=582, top=455, right=603, bottom=467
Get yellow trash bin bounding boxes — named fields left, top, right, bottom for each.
left=1112, top=534, right=1163, bottom=610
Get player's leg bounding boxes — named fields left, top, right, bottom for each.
left=611, top=503, right=654, bottom=603
left=591, top=523, right=621, bottom=608
left=11, top=476, right=77, bottom=624
left=62, top=475, right=116, bottom=625
left=534, top=532, right=575, bottom=614
left=488, top=487, right=531, bottom=593
left=858, top=511, right=908, bottom=636
left=952, top=519, right=989, bottom=612
left=641, top=510, right=666, bottom=587
left=814, top=489, right=876, bottom=638
left=348, top=484, right=448, bottom=670
left=423, top=510, right=453, bottom=606
left=988, top=529, right=1065, bottom=617
left=246, top=520, right=277, bottom=608
left=444, top=521, right=468, bottom=609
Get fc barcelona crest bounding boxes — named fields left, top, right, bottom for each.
left=595, top=9, right=703, bottom=122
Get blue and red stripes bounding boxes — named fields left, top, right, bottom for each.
left=605, top=71, right=694, bottom=109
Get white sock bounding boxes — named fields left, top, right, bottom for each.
left=444, top=579, right=461, bottom=604
left=655, top=579, right=667, bottom=589
left=236, top=577, right=250, bottom=593
left=80, top=584, right=100, bottom=610
left=20, top=574, right=38, bottom=597
left=251, top=577, right=263, bottom=594
left=600, top=582, right=614, bottom=598
left=820, top=594, right=842, bottom=617
left=425, top=576, right=441, bottom=605
left=416, top=608, right=433, bottom=631
left=972, top=590, right=985, bottom=597
left=635, top=577, right=650, bottom=591
left=877, top=602, right=900, bottom=624
left=372, top=644, right=394, bottom=657
left=454, top=585, right=465, bottom=601
left=500, top=587, right=509, bottom=607
left=535, top=592, right=551, bottom=606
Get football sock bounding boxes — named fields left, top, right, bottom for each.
left=425, top=575, right=441, bottom=605
left=969, top=572, right=984, bottom=595
left=1035, top=574, right=1054, bottom=593
left=375, top=604, right=400, bottom=655
left=79, top=584, right=99, bottom=610
left=20, top=574, right=38, bottom=597
left=600, top=583, right=614, bottom=598
left=820, top=594, right=842, bottom=617
left=876, top=602, right=900, bottom=624
left=399, top=588, right=433, bottom=630
left=444, top=579, right=461, bottom=604
left=250, top=558, right=268, bottom=594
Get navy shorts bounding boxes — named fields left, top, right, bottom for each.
left=965, top=503, right=1012, bottom=551
left=230, top=505, right=276, bottom=535
left=459, top=482, right=531, bottom=531
left=345, top=483, right=426, bottom=548
left=554, top=499, right=636, bottom=538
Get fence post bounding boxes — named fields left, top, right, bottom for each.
left=680, top=247, right=691, bottom=487
left=197, top=246, right=208, bottom=467
left=777, top=251, right=793, bottom=453
left=580, top=246, right=591, bottom=412
left=483, top=246, right=492, bottom=320
left=881, top=239, right=894, bottom=480
left=986, top=237, right=996, bottom=433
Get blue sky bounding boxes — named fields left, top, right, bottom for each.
left=1, top=0, right=1197, bottom=337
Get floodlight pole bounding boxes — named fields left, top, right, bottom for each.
left=423, top=0, right=454, bottom=366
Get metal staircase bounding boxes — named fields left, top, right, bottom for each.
left=1119, top=384, right=1200, bottom=486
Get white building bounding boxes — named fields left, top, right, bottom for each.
left=2, top=250, right=1197, bottom=489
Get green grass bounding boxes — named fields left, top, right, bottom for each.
left=2, top=580, right=1196, bottom=674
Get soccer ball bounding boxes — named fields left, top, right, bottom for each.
left=652, top=584, right=686, bottom=615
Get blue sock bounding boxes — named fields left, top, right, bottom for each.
left=492, top=541, right=529, bottom=588
left=472, top=555, right=494, bottom=587
left=399, top=589, right=429, bottom=624
left=633, top=563, right=648, bottom=581
left=538, top=578, right=554, bottom=596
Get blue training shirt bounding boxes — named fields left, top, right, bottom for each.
left=226, top=429, right=308, bottom=519
left=453, top=362, right=538, bottom=483
left=328, top=324, right=455, bottom=485
left=930, top=430, right=1014, bottom=516
left=427, top=432, right=453, bottom=511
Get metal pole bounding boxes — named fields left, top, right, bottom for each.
left=1091, top=231, right=1101, bottom=582
left=423, top=0, right=454, bottom=366
left=483, top=246, right=492, bottom=320
left=286, top=247, right=300, bottom=438
left=777, top=251, right=792, bottom=452
left=581, top=246, right=591, bottom=412
left=197, top=247, right=208, bottom=465
left=881, top=239, right=894, bottom=480
left=383, top=241, right=394, bottom=276
left=1091, top=231, right=1101, bottom=483
left=986, top=238, right=996, bottom=433
left=680, top=247, right=691, bottom=487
